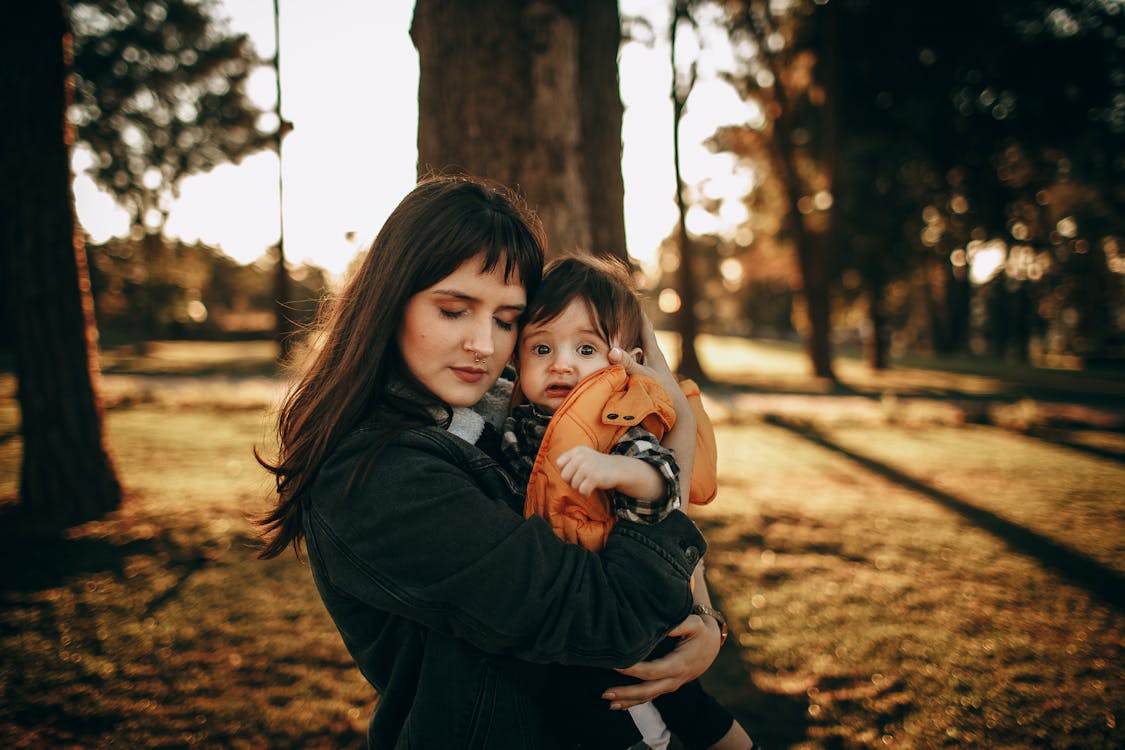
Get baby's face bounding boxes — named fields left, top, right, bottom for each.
left=517, top=299, right=614, bottom=413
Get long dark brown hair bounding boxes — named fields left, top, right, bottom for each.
left=256, top=174, right=545, bottom=559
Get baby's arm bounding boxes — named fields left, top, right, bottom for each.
left=557, top=446, right=666, bottom=500
left=557, top=425, right=682, bottom=524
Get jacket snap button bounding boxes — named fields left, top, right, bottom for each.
left=685, top=546, right=699, bottom=563
left=623, top=415, right=635, bottom=420
left=607, top=413, right=619, bottom=420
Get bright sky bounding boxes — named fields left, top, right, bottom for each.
left=72, top=0, right=756, bottom=278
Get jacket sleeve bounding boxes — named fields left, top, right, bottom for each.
left=680, top=379, right=719, bottom=505
left=304, top=427, right=705, bottom=668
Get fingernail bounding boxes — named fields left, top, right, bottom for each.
left=602, top=692, right=615, bottom=700
left=610, top=703, right=622, bottom=711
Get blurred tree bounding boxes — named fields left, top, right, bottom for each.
left=67, top=0, right=276, bottom=344
left=411, top=0, right=628, bottom=261
left=830, top=0, right=1123, bottom=363
left=670, top=1, right=706, bottom=379
left=86, top=236, right=328, bottom=340
left=710, top=0, right=839, bottom=380
left=0, top=0, right=122, bottom=528
left=711, top=0, right=1123, bottom=367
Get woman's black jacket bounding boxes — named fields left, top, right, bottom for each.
left=303, top=414, right=706, bottom=749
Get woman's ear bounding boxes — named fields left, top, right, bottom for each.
left=629, top=346, right=644, bottom=365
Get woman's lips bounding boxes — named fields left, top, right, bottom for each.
left=452, top=367, right=486, bottom=383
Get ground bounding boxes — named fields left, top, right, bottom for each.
left=1, top=335, right=1122, bottom=749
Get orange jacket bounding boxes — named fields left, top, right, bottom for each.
left=522, top=365, right=718, bottom=552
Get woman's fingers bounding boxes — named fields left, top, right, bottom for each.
left=610, top=346, right=660, bottom=381
left=600, top=678, right=681, bottom=709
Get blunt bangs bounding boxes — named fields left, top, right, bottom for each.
left=404, top=181, right=544, bottom=300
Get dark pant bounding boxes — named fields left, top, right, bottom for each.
left=545, top=638, right=735, bottom=750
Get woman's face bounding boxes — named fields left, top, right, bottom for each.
left=398, top=255, right=527, bottom=407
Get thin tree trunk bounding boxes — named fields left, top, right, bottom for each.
left=671, top=2, right=705, bottom=380
left=819, top=0, right=842, bottom=376
left=747, top=0, right=836, bottom=381
left=0, top=0, right=121, bottom=528
left=272, top=0, right=294, bottom=360
left=864, top=273, right=888, bottom=369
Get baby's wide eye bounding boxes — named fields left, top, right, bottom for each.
left=578, top=344, right=597, bottom=356
left=532, top=344, right=551, bottom=355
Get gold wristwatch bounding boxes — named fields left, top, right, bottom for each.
left=692, top=603, right=729, bottom=646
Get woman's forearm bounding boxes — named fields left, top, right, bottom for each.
left=661, top=387, right=696, bottom=499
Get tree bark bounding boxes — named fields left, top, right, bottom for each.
left=412, top=0, right=626, bottom=260
left=576, top=0, right=627, bottom=260
left=0, top=0, right=122, bottom=528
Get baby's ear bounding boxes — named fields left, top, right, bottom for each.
left=629, top=346, right=644, bottom=365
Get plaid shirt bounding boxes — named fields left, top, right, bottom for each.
left=502, top=402, right=682, bottom=525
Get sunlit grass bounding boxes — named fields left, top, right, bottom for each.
left=693, top=418, right=1122, bottom=749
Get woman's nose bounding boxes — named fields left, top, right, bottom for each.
left=465, top=320, right=495, bottom=358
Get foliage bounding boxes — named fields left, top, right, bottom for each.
left=700, top=0, right=1124, bottom=364
left=86, top=235, right=329, bottom=342
left=68, top=0, right=275, bottom=229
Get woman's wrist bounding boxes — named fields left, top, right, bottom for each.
left=691, top=603, right=729, bottom=646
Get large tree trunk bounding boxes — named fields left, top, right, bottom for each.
left=0, top=0, right=122, bottom=528
left=576, top=0, right=627, bottom=260
left=411, top=0, right=627, bottom=260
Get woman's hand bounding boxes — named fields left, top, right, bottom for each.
left=600, top=611, right=722, bottom=709
left=610, top=315, right=696, bottom=496
left=608, top=316, right=679, bottom=399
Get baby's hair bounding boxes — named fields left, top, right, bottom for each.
left=525, top=254, right=644, bottom=352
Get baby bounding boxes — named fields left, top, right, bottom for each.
left=501, top=254, right=752, bottom=750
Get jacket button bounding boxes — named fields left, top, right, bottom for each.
left=623, top=415, right=635, bottom=420
left=685, top=546, right=699, bottom=564
left=607, top=413, right=619, bottom=420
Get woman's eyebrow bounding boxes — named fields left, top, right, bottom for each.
left=429, top=288, right=525, bottom=312
left=429, top=288, right=474, bottom=300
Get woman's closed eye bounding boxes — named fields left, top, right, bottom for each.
left=439, top=308, right=467, bottom=320
left=494, top=317, right=515, bottom=332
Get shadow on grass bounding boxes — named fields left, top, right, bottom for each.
left=0, top=527, right=213, bottom=622
left=1025, top=427, right=1125, bottom=465
left=766, top=415, right=1125, bottom=614
left=101, top=358, right=282, bottom=378
left=0, top=534, right=158, bottom=594
left=698, top=578, right=811, bottom=750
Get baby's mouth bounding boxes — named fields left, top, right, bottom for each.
left=546, top=384, right=573, bottom=398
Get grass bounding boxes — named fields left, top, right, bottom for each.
left=1, top=337, right=1123, bottom=749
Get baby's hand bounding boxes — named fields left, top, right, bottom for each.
left=556, top=446, right=622, bottom=497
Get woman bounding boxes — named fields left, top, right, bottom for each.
left=257, top=174, right=723, bottom=748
